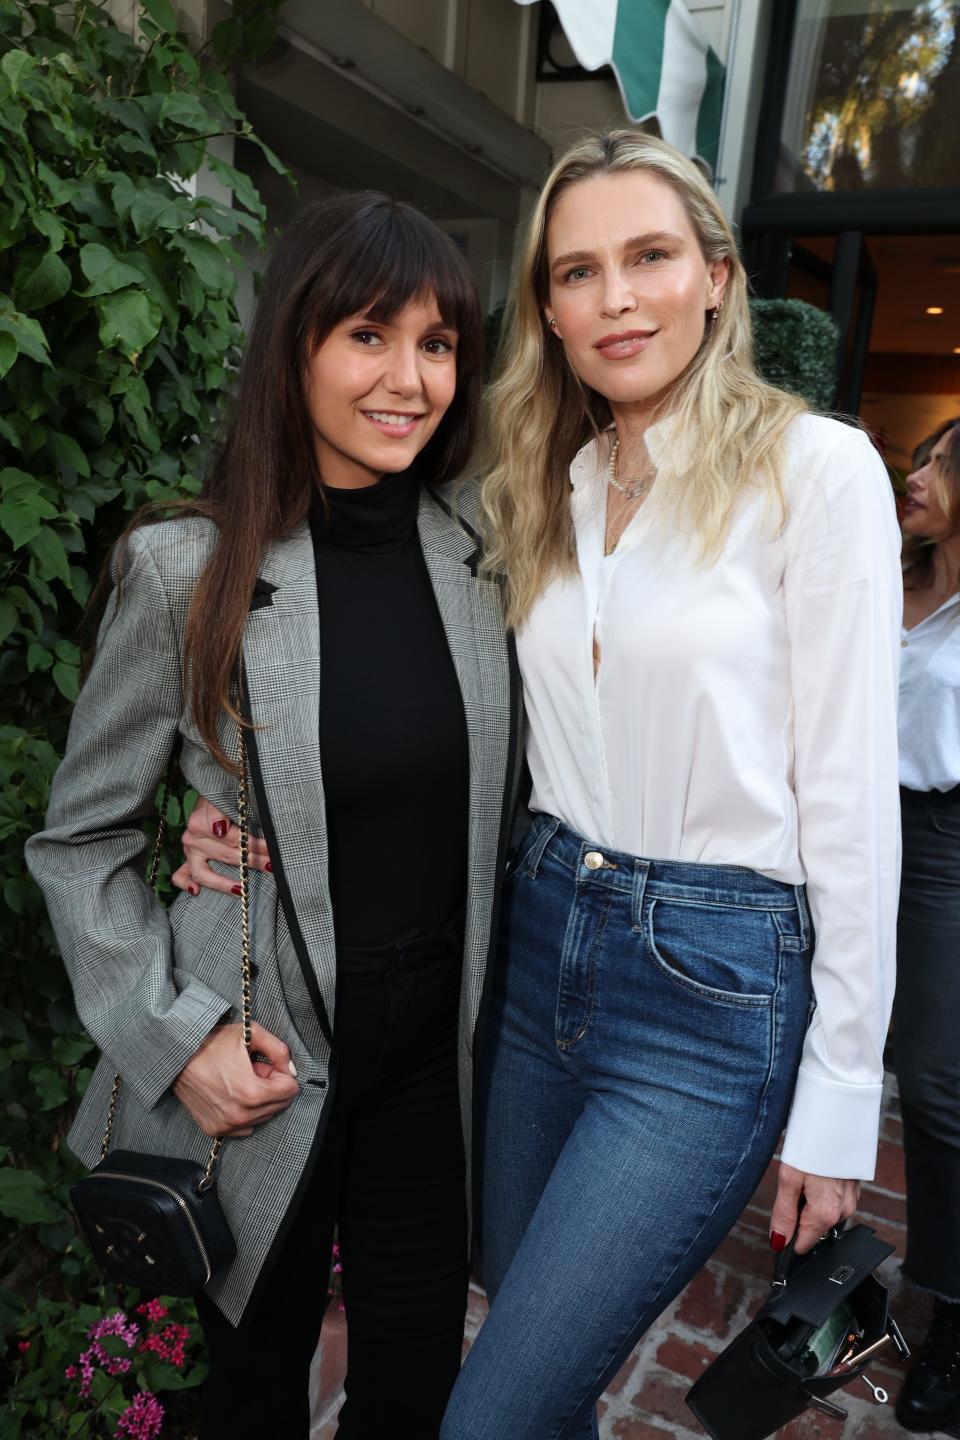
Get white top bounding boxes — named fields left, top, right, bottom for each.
left=899, top=593, right=960, bottom=792
left=517, top=413, right=902, bottom=1180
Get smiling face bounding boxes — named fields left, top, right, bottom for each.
left=903, top=429, right=959, bottom=542
left=303, top=293, right=458, bottom=489
left=543, top=170, right=728, bottom=421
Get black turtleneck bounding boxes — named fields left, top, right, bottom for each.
left=310, top=472, right=469, bottom=949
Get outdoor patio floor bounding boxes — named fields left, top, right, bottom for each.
left=310, top=1072, right=959, bottom=1439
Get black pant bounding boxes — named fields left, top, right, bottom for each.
left=895, top=786, right=960, bottom=1301
left=197, top=916, right=469, bottom=1439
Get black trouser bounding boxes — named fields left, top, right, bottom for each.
left=895, top=786, right=960, bottom=1302
left=197, top=915, right=469, bottom=1439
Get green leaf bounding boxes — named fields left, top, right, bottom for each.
left=48, top=431, right=91, bottom=479
left=0, top=493, right=53, bottom=549
left=159, top=90, right=213, bottom=134
left=52, top=662, right=79, bottom=701
left=28, top=1065, right=69, bottom=1111
left=3, top=875, right=33, bottom=915
left=0, top=312, right=50, bottom=366
left=0, top=599, right=15, bottom=646
left=141, top=0, right=178, bottom=30
left=128, top=186, right=190, bottom=238
left=78, top=242, right=147, bottom=298
left=1, top=51, right=36, bottom=94
left=36, top=159, right=77, bottom=209
left=13, top=249, right=72, bottom=312
left=33, top=211, right=66, bottom=252
left=26, top=644, right=53, bottom=673
left=28, top=527, right=72, bottom=585
left=0, top=1168, right=64, bottom=1224
left=0, top=331, right=16, bottom=379
left=97, top=290, right=162, bottom=358
left=171, top=233, right=232, bottom=295
left=51, top=1035, right=93, bottom=1067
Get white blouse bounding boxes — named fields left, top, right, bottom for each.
left=899, top=594, right=960, bottom=792
left=517, top=413, right=902, bottom=1180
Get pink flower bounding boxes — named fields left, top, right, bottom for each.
left=17, top=1341, right=30, bottom=1354
left=88, top=1311, right=140, bottom=1348
left=64, top=1365, right=77, bottom=1379
left=139, top=1322, right=190, bottom=1370
left=115, top=1390, right=165, bottom=1440
left=135, top=1299, right=169, bottom=1324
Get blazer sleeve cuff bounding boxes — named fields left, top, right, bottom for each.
left=114, top=978, right=232, bottom=1112
left=780, top=1066, right=883, bottom=1181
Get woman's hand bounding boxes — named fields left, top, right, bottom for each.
left=172, top=797, right=272, bottom=896
left=173, top=1021, right=300, bottom=1136
left=770, top=1162, right=861, bottom=1255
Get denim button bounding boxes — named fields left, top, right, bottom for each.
left=584, top=851, right=605, bottom=870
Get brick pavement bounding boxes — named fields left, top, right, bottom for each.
left=310, top=1073, right=954, bottom=1439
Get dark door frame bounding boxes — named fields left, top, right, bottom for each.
left=740, top=0, right=960, bottom=410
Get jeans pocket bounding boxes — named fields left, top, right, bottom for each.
left=645, top=897, right=780, bottom=1007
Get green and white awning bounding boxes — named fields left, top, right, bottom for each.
left=517, top=0, right=726, bottom=172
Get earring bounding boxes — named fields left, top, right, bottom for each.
left=711, top=300, right=724, bottom=322
left=548, top=317, right=558, bottom=331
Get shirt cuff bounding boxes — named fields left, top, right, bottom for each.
left=780, top=1065, right=883, bottom=1180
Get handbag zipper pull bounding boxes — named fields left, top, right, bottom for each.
left=862, top=1375, right=888, bottom=1404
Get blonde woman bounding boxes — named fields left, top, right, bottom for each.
left=440, top=131, right=901, bottom=1440
left=893, top=419, right=960, bottom=1433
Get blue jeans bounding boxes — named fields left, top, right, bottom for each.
left=442, top=814, right=813, bottom=1440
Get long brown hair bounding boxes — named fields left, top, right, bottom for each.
left=112, top=192, right=483, bottom=768
left=904, top=418, right=960, bottom=592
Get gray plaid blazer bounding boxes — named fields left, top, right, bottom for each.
left=26, top=484, right=523, bottom=1326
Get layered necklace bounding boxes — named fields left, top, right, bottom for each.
left=607, top=436, right=655, bottom=501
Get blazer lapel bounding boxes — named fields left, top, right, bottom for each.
left=418, top=489, right=513, bottom=1033
left=242, top=523, right=337, bottom=1040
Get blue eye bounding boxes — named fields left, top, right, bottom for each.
left=638, top=250, right=667, bottom=264
left=563, top=266, right=591, bottom=283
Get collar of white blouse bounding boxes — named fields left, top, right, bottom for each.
left=571, top=414, right=682, bottom=561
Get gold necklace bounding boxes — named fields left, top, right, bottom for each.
left=608, top=437, right=654, bottom=500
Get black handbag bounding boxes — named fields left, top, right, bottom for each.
left=69, top=731, right=252, bottom=1298
left=686, top=1221, right=910, bottom=1439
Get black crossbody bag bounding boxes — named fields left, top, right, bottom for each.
left=686, top=1222, right=910, bottom=1439
left=69, top=730, right=252, bottom=1297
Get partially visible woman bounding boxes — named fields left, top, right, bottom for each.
left=441, top=130, right=902, bottom=1440
left=27, top=193, right=521, bottom=1440
left=893, top=417, right=960, bottom=1435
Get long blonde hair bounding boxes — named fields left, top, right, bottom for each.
left=480, top=130, right=807, bottom=628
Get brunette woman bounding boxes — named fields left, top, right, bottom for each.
left=893, top=418, right=960, bottom=1434
left=26, top=193, right=521, bottom=1440
left=440, top=131, right=902, bottom=1440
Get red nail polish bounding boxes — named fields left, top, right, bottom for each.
left=188, top=885, right=199, bottom=897
left=231, top=884, right=242, bottom=896
left=213, top=820, right=228, bottom=839
left=770, top=1231, right=787, bottom=1252
left=265, top=861, right=272, bottom=873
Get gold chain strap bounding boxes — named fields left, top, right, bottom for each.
left=99, top=728, right=253, bottom=1194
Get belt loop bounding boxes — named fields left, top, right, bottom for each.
left=631, top=858, right=651, bottom=932
left=524, top=814, right=561, bottom=878
left=794, top=884, right=810, bottom=951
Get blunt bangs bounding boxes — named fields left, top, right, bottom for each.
left=302, top=194, right=479, bottom=352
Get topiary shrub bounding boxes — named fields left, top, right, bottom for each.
left=749, top=297, right=840, bottom=411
